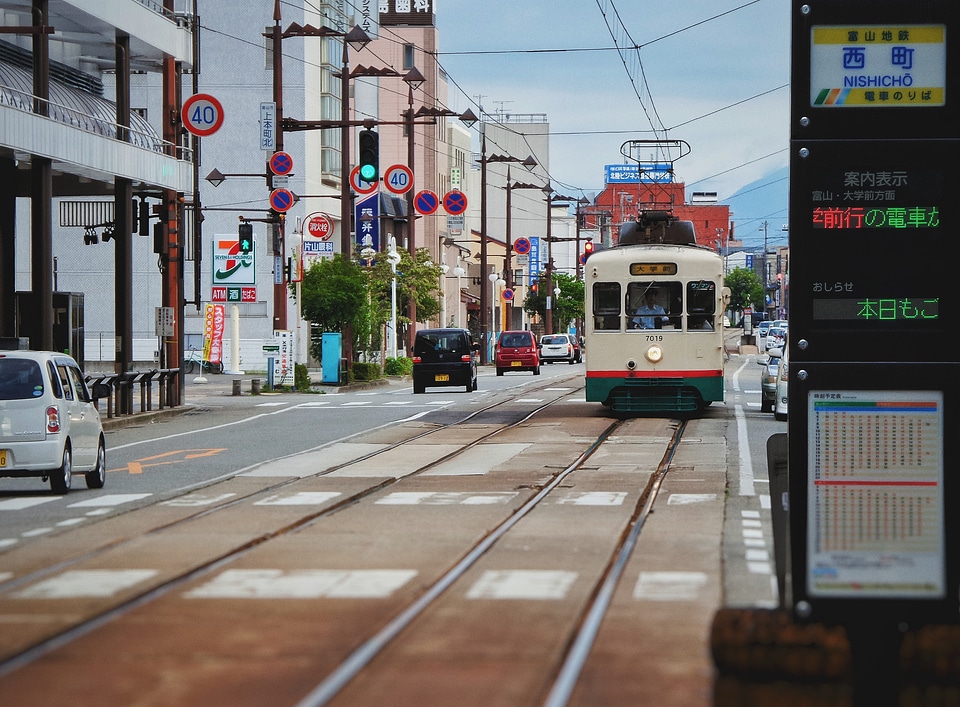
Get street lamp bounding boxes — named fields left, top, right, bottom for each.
left=477, top=136, right=537, bottom=361
left=503, top=160, right=539, bottom=330
left=386, top=235, right=401, bottom=360
left=453, top=257, right=466, bottom=327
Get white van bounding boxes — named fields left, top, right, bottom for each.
left=0, top=351, right=108, bottom=493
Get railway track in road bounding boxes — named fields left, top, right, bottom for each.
left=0, top=376, right=715, bottom=706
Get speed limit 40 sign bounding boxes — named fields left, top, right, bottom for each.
left=181, top=93, right=224, bottom=137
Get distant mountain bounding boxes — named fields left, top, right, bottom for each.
left=722, top=166, right=789, bottom=243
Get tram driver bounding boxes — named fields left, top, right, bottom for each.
left=631, top=289, right=669, bottom=329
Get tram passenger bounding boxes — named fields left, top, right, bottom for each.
left=631, top=290, right=669, bottom=329
left=690, top=314, right=714, bottom=331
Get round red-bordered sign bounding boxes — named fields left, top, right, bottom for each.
left=443, top=189, right=468, bottom=215
left=513, top=237, right=531, bottom=255
left=349, top=166, right=378, bottom=194
left=414, top=190, right=439, bottom=215
left=502, top=288, right=515, bottom=301
left=269, top=151, right=294, bottom=176
left=305, top=212, right=334, bottom=241
left=384, top=164, right=414, bottom=195
left=181, top=93, right=225, bottom=137
left=269, top=188, right=295, bottom=213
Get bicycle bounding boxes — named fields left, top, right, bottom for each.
left=183, top=346, right=224, bottom=375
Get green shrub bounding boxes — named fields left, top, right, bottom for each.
left=384, top=357, right=413, bottom=376
left=351, top=362, right=381, bottom=381
left=294, top=363, right=311, bottom=392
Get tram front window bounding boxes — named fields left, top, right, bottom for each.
left=592, top=282, right=621, bottom=330
left=687, top=280, right=717, bottom=332
left=627, top=282, right=681, bottom=330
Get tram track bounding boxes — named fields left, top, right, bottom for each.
left=0, top=374, right=708, bottom=706
left=0, top=375, right=584, bottom=673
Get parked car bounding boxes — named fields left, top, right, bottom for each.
left=759, top=348, right=781, bottom=413
left=412, top=328, right=479, bottom=394
left=765, top=326, right=786, bottom=351
left=755, top=320, right=772, bottom=349
left=539, top=334, right=580, bottom=364
left=495, top=330, right=540, bottom=376
left=774, top=345, right=789, bottom=422
left=0, top=351, right=109, bottom=494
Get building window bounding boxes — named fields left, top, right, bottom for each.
left=403, top=44, right=415, bottom=70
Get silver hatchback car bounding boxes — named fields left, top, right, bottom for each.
left=0, top=351, right=108, bottom=494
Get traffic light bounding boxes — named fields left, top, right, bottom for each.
left=238, top=222, right=253, bottom=254
left=357, top=129, right=380, bottom=183
left=583, top=240, right=595, bottom=258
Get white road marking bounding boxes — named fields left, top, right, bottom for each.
left=184, top=569, right=417, bottom=599
left=254, top=491, right=342, bottom=506
left=67, top=494, right=152, bottom=508
left=162, top=493, right=237, bottom=507
left=375, top=492, right=517, bottom=505
left=0, top=497, right=59, bottom=511
left=667, top=493, right=717, bottom=505
left=633, top=571, right=708, bottom=601
left=555, top=491, right=627, bottom=506
left=14, top=569, right=159, bottom=598
left=467, top=570, right=578, bottom=600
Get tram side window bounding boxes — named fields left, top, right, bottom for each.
left=687, top=280, right=717, bottom=331
left=627, top=281, right=681, bottom=330
left=592, top=282, right=621, bottom=330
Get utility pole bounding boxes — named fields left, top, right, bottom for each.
left=271, top=0, right=287, bottom=331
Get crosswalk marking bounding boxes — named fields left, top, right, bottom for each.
left=375, top=491, right=517, bottom=506
left=184, top=569, right=417, bottom=599
left=254, top=491, right=342, bottom=506
left=467, top=570, right=578, bottom=600
left=67, top=494, right=152, bottom=508
left=633, top=571, right=708, bottom=601
left=14, top=569, right=159, bottom=599
left=555, top=491, right=627, bottom=506
left=0, top=497, right=58, bottom=511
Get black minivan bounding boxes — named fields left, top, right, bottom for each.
left=412, top=328, right=479, bottom=394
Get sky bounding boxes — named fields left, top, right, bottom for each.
left=431, top=0, right=792, bottom=243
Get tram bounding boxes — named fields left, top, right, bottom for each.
left=584, top=211, right=730, bottom=415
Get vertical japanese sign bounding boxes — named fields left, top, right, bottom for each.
left=271, top=330, right=294, bottom=381
left=260, top=102, right=276, bottom=151
left=355, top=193, right=380, bottom=253
left=202, top=304, right=225, bottom=365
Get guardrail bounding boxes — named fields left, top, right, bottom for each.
left=85, top=368, right=181, bottom=419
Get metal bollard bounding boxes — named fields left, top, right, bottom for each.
left=232, top=379, right=241, bottom=396
left=251, top=378, right=261, bottom=395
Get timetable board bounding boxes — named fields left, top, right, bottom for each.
left=806, top=389, right=944, bottom=599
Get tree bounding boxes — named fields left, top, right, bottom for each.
left=724, top=267, right=764, bottom=324
left=294, top=254, right=367, bottom=361
left=522, top=270, right=584, bottom=333
left=361, top=246, right=443, bottom=357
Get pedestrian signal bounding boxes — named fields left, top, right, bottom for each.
left=238, top=222, right=253, bottom=254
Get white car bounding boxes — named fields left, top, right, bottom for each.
left=0, top=351, right=108, bottom=494
left=539, top=334, right=580, bottom=364
left=774, top=346, right=788, bottom=422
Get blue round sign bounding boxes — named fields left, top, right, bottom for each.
left=269, top=188, right=295, bottom=213
left=513, top=237, right=531, bottom=255
left=269, top=151, right=293, bottom=176
left=414, top=190, right=439, bottom=215
left=443, top=190, right=468, bottom=215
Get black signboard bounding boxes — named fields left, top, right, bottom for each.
left=788, top=139, right=959, bottom=362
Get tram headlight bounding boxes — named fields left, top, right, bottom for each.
left=645, top=345, right=663, bottom=364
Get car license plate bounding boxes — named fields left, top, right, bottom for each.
left=0, top=449, right=6, bottom=468
left=434, top=374, right=450, bottom=382
left=511, top=361, right=522, bottom=367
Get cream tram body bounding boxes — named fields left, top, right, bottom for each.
left=584, top=242, right=729, bottom=414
